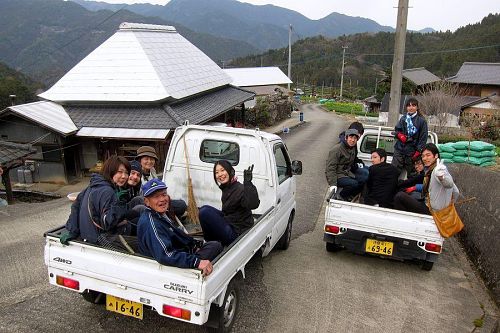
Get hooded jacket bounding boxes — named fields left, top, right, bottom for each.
left=137, top=207, right=200, bottom=269
left=325, top=141, right=357, bottom=186
left=65, top=174, right=127, bottom=244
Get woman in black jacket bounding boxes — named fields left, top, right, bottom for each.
left=199, top=160, right=260, bottom=246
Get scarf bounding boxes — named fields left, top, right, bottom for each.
left=405, top=112, right=417, bottom=136
left=422, top=161, right=437, bottom=198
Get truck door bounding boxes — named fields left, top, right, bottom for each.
left=272, top=143, right=294, bottom=246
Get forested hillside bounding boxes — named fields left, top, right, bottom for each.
left=0, top=63, right=41, bottom=111
left=230, top=14, right=500, bottom=99
left=0, top=0, right=257, bottom=85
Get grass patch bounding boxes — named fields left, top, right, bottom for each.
left=473, top=317, right=484, bottom=327
left=323, top=101, right=377, bottom=117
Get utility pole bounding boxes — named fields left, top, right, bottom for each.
left=339, top=46, right=348, bottom=100
left=388, top=0, right=409, bottom=127
left=287, top=24, right=292, bottom=90
left=374, top=77, right=378, bottom=95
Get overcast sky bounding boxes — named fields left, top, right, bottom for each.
left=98, top=0, right=498, bottom=32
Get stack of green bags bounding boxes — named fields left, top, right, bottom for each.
left=438, top=141, right=497, bottom=167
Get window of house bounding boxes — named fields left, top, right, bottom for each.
left=200, top=140, right=239, bottom=165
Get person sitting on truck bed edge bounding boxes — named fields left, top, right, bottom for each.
left=393, top=143, right=459, bottom=214
left=325, top=129, right=367, bottom=201
left=397, top=157, right=425, bottom=200
left=199, top=160, right=260, bottom=246
left=137, top=179, right=222, bottom=276
left=338, top=121, right=369, bottom=185
left=392, top=97, right=428, bottom=178
left=61, top=155, right=140, bottom=246
left=363, top=148, right=399, bottom=208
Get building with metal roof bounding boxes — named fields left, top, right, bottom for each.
left=223, top=67, right=292, bottom=87
left=0, top=22, right=254, bottom=184
left=446, top=62, right=500, bottom=97
left=0, top=141, right=37, bottom=203
left=402, top=68, right=441, bottom=86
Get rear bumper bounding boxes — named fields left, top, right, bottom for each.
left=323, top=229, right=440, bottom=263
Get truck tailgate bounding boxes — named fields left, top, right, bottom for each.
left=325, top=200, right=443, bottom=243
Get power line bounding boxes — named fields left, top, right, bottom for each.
left=347, top=44, right=500, bottom=57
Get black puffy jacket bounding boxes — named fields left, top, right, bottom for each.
left=220, top=180, right=260, bottom=235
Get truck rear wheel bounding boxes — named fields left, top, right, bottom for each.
left=277, top=214, right=293, bottom=250
left=326, top=242, right=342, bottom=252
left=81, top=290, right=105, bottom=304
left=208, top=278, right=240, bottom=333
left=421, top=261, right=434, bottom=271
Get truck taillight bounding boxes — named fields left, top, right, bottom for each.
left=325, top=225, right=340, bottom=234
left=163, top=304, right=191, bottom=320
left=56, top=275, right=80, bottom=290
left=424, top=243, right=442, bottom=253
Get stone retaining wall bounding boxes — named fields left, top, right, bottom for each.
left=448, top=164, right=500, bottom=306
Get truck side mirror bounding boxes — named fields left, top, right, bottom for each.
left=291, top=160, right=302, bottom=175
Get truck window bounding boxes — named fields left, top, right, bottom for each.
left=360, top=135, right=396, bottom=156
left=274, top=144, right=292, bottom=184
left=200, top=140, right=239, bottom=165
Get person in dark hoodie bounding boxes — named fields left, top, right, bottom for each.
left=137, top=179, right=222, bottom=276
left=61, top=155, right=135, bottom=245
left=363, top=148, right=400, bottom=208
left=326, top=129, right=366, bottom=200
left=198, top=160, right=260, bottom=246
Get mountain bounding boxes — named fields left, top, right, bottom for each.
left=0, top=0, right=257, bottom=85
left=71, top=0, right=396, bottom=51
left=230, top=14, right=500, bottom=99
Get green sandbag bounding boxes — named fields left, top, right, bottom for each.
left=440, top=152, right=454, bottom=159
left=452, top=141, right=470, bottom=150
left=453, top=149, right=468, bottom=157
left=469, top=141, right=495, bottom=152
left=438, top=143, right=456, bottom=153
left=466, top=150, right=497, bottom=158
left=443, top=158, right=454, bottom=164
left=466, top=157, right=482, bottom=165
left=452, top=156, right=467, bottom=163
left=480, top=161, right=497, bottom=167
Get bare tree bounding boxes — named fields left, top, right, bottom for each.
left=417, top=81, right=465, bottom=134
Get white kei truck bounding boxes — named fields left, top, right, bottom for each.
left=324, top=125, right=445, bottom=271
left=44, top=124, right=302, bottom=332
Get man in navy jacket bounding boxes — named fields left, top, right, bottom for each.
left=137, top=179, right=222, bottom=276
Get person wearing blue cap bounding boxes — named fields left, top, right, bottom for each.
left=137, top=178, right=222, bottom=276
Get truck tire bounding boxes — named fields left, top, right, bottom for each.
left=81, top=290, right=105, bottom=304
left=421, top=261, right=434, bottom=271
left=326, top=242, right=342, bottom=252
left=209, top=278, right=241, bottom=333
left=276, top=214, right=293, bottom=250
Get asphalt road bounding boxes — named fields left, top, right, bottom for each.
left=0, top=104, right=497, bottom=332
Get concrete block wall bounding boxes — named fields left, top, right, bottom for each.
left=448, top=164, right=500, bottom=306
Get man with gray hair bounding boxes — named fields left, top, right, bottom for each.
left=325, top=129, right=367, bottom=201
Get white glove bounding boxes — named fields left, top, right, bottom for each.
left=434, top=158, right=446, bottom=178
left=357, top=163, right=364, bottom=169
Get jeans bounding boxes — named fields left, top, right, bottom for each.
left=196, top=241, right=223, bottom=261
left=199, top=205, right=238, bottom=246
left=337, top=169, right=368, bottom=199
left=393, top=192, right=430, bottom=215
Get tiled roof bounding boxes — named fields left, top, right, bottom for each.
left=0, top=141, right=36, bottom=166
left=402, top=68, right=441, bottom=86
left=224, top=67, right=292, bottom=87
left=447, top=62, right=500, bottom=85
left=39, top=22, right=231, bottom=103
left=170, top=86, right=255, bottom=124
left=66, top=105, right=178, bottom=129
left=5, top=101, right=77, bottom=135
left=76, top=127, right=170, bottom=140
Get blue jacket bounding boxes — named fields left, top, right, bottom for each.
left=65, top=174, right=127, bottom=244
left=137, top=208, right=200, bottom=269
left=394, top=113, right=428, bottom=156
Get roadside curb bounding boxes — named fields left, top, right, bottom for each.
left=271, top=121, right=306, bottom=135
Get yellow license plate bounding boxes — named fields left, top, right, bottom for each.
left=106, top=294, right=143, bottom=319
left=365, top=239, right=394, bottom=256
